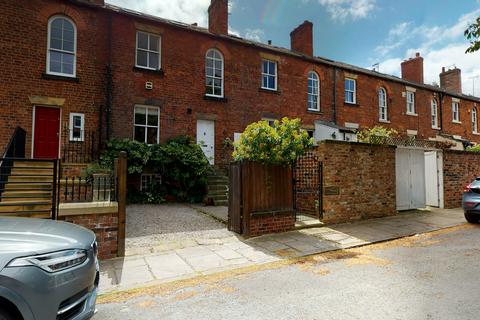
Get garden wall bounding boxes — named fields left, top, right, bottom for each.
left=315, top=140, right=397, bottom=224
left=443, top=150, right=480, bottom=209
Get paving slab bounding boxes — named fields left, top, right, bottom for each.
left=99, top=207, right=466, bottom=294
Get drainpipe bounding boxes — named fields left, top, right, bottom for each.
left=439, top=92, right=444, bottom=134
left=105, top=12, right=113, bottom=141
left=332, top=67, right=337, bottom=124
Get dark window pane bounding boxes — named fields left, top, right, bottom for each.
left=62, top=62, right=73, bottom=75
left=206, top=59, right=213, bottom=69
left=63, top=40, right=74, bottom=52
left=147, top=109, right=158, bottom=126
left=262, top=75, right=268, bottom=88
left=137, top=50, right=147, bottom=67
left=214, top=87, right=222, bottom=96
left=149, top=52, right=159, bottom=69
left=206, top=67, right=214, bottom=77
left=206, top=78, right=213, bottom=86
left=50, top=38, right=62, bottom=50
left=50, top=51, right=62, bottom=63
left=137, top=32, right=148, bottom=50
left=149, top=35, right=159, bottom=51
left=73, top=116, right=82, bottom=127
left=134, top=126, right=145, bottom=142
left=63, top=19, right=74, bottom=32
left=135, top=107, right=146, bottom=125
left=269, top=62, right=276, bottom=74
left=49, top=60, right=61, bottom=73
left=72, top=127, right=81, bottom=139
left=51, top=18, right=63, bottom=29
left=262, top=61, right=268, bottom=73
left=51, top=27, right=62, bottom=41
left=268, top=76, right=275, bottom=89
left=213, top=79, right=221, bottom=87
left=214, top=68, right=222, bottom=78
left=205, top=85, right=213, bottom=95
left=64, top=29, right=74, bottom=43
left=147, top=127, right=158, bottom=144
left=63, top=53, right=74, bottom=65
left=214, top=60, right=222, bottom=70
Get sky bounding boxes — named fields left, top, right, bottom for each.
left=107, top=0, right=480, bottom=96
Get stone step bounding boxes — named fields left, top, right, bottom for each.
left=7, top=175, right=53, bottom=183
left=13, top=161, right=54, bottom=168
left=10, top=168, right=54, bottom=175
left=0, top=202, right=52, bottom=213
left=4, top=182, right=52, bottom=190
left=213, top=200, right=228, bottom=206
left=208, top=194, right=228, bottom=202
left=1, top=190, right=52, bottom=197
left=207, top=185, right=228, bottom=191
left=207, top=190, right=228, bottom=197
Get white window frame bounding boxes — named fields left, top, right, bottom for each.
left=473, top=107, right=478, bottom=133
left=69, top=113, right=85, bottom=141
left=47, top=15, right=77, bottom=77
left=406, top=91, right=416, bottom=115
left=378, top=87, right=388, bottom=121
left=452, top=102, right=460, bottom=123
left=135, top=31, right=161, bottom=70
left=140, top=174, right=162, bottom=192
left=431, top=99, right=439, bottom=129
left=261, top=117, right=276, bottom=127
left=261, top=59, right=277, bottom=91
left=133, top=105, right=160, bottom=144
left=345, top=78, right=356, bottom=104
left=205, top=49, right=224, bottom=98
left=307, top=71, right=320, bottom=111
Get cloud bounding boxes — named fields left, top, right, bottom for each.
left=107, top=0, right=211, bottom=26
left=372, top=9, right=480, bottom=95
left=317, top=0, right=376, bottom=22
left=244, top=28, right=265, bottom=42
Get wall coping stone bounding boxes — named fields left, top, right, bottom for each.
left=59, top=201, right=118, bottom=216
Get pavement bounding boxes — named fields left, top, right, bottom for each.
left=96, top=223, right=480, bottom=320
left=99, top=207, right=466, bottom=294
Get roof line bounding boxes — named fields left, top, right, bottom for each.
left=96, top=1, right=480, bottom=103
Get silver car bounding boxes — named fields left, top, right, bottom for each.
left=463, top=177, right=480, bottom=223
left=0, top=217, right=99, bottom=320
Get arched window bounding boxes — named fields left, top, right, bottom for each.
left=431, top=99, right=439, bottom=128
left=473, top=107, right=478, bottom=133
left=47, top=16, right=76, bottom=77
left=205, top=49, right=224, bottom=97
left=307, top=71, right=320, bottom=111
left=378, top=87, right=387, bottom=121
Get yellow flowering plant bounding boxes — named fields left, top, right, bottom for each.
left=232, top=117, right=313, bottom=165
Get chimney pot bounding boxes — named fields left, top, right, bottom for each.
left=268, top=40, right=272, bottom=45
left=208, top=0, right=228, bottom=35
left=401, top=53, right=424, bottom=84
left=290, top=20, right=314, bottom=56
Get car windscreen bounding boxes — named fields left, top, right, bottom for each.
left=471, top=179, right=480, bottom=188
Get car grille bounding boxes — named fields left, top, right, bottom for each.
left=57, top=288, right=88, bottom=320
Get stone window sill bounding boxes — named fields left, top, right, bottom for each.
left=452, top=120, right=462, bottom=124
left=379, top=119, right=390, bottom=124
left=345, top=102, right=359, bottom=107
left=133, top=66, right=165, bottom=76
left=42, top=73, right=79, bottom=83
left=203, top=95, right=228, bottom=103
left=307, top=109, right=322, bottom=114
left=259, top=87, right=281, bottom=95
left=432, top=126, right=441, bottom=130
left=406, top=112, right=418, bottom=117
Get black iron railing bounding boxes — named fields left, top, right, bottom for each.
left=0, top=127, right=26, bottom=195
left=61, top=129, right=98, bottom=163
left=59, top=175, right=117, bottom=203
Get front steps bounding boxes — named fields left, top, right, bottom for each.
left=0, top=161, right=54, bottom=218
left=206, top=169, right=229, bottom=206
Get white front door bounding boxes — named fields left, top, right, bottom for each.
left=395, top=148, right=426, bottom=210
left=425, top=151, right=440, bottom=207
left=197, top=119, right=215, bottom=165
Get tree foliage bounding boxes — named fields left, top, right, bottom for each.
left=466, top=144, right=480, bottom=152
left=465, top=16, right=480, bottom=53
left=357, top=126, right=398, bottom=144
left=232, top=117, right=313, bottom=165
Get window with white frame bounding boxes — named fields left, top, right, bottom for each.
left=406, top=91, right=415, bottom=114
left=473, top=107, right=478, bottom=133
left=452, top=102, right=460, bottom=122
left=47, top=16, right=76, bottom=77
left=431, top=99, right=439, bottom=128
left=136, top=31, right=161, bottom=70
left=345, top=78, right=356, bottom=104
left=69, top=113, right=84, bottom=141
left=205, top=49, right=224, bottom=97
left=134, top=106, right=159, bottom=144
left=307, top=71, right=320, bottom=111
left=140, top=174, right=162, bottom=191
left=378, top=87, right=387, bottom=121
left=261, top=118, right=276, bottom=127
left=261, top=59, right=277, bottom=90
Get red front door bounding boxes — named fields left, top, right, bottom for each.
left=33, top=106, right=60, bottom=159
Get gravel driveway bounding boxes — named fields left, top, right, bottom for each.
left=126, top=204, right=235, bottom=250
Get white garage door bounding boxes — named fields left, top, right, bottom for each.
left=396, top=148, right=426, bottom=211
left=425, top=151, right=440, bottom=207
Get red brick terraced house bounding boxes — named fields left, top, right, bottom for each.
left=1, top=0, right=480, bottom=168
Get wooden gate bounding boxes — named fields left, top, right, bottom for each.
left=293, top=150, right=323, bottom=220
left=228, top=163, right=242, bottom=233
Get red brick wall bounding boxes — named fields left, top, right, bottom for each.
left=443, top=150, right=480, bottom=209
left=0, top=0, right=107, bottom=158
left=60, top=212, right=118, bottom=259
left=336, top=70, right=480, bottom=144
left=316, top=140, right=397, bottom=224
left=249, top=212, right=295, bottom=237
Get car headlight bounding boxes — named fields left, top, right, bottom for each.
left=7, top=249, right=88, bottom=273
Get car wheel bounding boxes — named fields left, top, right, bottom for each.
left=465, top=212, right=480, bottom=224
left=0, top=309, right=16, bottom=320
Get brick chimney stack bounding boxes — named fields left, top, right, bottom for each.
left=290, top=21, right=313, bottom=56
left=208, top=0, right=228, bottom=35
left=401, top=52, right=424, bottom=84
left=440, top=67, right=462, bottom=94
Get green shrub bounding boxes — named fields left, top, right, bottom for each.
left=466, top=144, right=480, bottom=152
left=232, top=117, right=313, bottom=165
left=99, top=136, right=211, bottom=203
